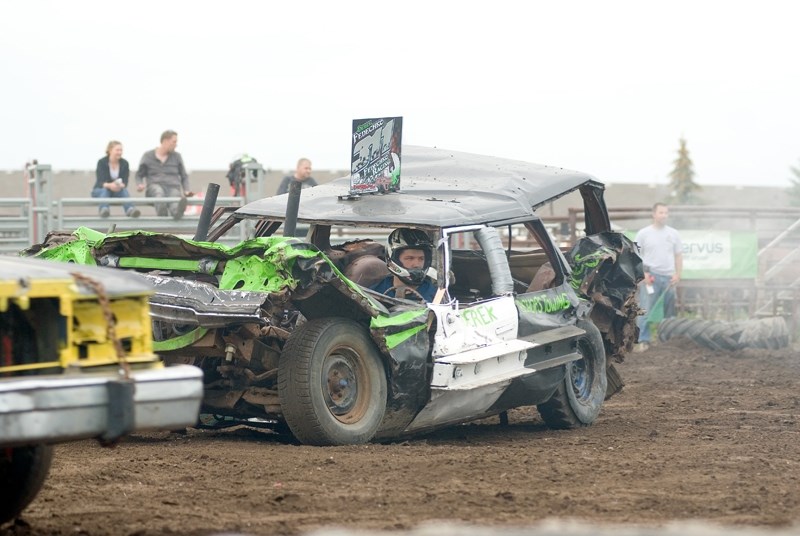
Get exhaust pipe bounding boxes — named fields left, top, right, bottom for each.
left=283, top=180, right=302, bottom=237
left=193, top=183, right=220, bottom=241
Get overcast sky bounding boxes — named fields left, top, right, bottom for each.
left=1, top=0, right=798, bottom=187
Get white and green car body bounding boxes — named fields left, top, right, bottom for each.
left=27, top=146, right=642, bottom=446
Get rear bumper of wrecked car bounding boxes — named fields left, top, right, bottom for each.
left=0, top=365, right=203, bottom=447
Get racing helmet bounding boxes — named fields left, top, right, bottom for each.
left=386, top=228, right=433, bottom=285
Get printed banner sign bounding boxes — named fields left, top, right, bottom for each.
left=627, top=230, right=758, bottom=279
left=350, top=117, right=402, bottom=195
left=680, top=230, right=757, bottom=279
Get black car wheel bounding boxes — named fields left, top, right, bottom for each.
left=278, top=318, right=388, bottom=445
left=0, top=444, right=54, bottom=524
left=537, top=319, right=607, bottom=428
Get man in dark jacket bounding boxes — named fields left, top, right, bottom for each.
left=276, top=158, right=317, bottom=195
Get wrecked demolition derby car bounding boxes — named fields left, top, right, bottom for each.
left=27, top=146, right=643, bottom=446
left=0, top=257, right=203, bottom=524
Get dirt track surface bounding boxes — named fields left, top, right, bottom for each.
left=4, top=338, right=800, bottom=536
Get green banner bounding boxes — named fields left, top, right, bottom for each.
left=626, top=230, right=757, bottom=280
left=680, top=230, right=757, bottom=279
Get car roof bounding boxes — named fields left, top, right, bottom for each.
left=237, top=145, right=605, bottom=228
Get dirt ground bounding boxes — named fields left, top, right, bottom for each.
left=4, top=338, right=800, bottom=536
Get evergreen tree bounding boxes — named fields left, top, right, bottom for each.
left=788, top=159, right=800, bottom=207
left=668, top=137, right=701, bottom=204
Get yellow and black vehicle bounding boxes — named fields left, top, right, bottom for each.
left=0, top=256, right=202, bottom=525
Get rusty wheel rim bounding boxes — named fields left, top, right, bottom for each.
left=321, top=347, right=370, bottom=424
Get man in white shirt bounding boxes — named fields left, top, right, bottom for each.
left=635, top=203, right=683, bottom=350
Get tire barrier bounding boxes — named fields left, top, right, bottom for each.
left=658, top=316, right=789, bottom=351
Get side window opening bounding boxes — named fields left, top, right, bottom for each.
left=501, top=221, right=568, bottom=293
left=312, top=225, right=389, bottom=275
left=449, top=247, right=490, bottom=302
left=324, top=226, right=442, bottom=306
left=445, top=226, right=513, bottom=303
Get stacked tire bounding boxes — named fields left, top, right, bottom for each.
left=658, top=316, right=789, bottom=351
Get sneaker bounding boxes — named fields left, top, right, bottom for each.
left=172, top=196, right=188, bottom=220
left=634, top=342, right=650, bottom=353
left=99, top=207, right=110, bottom=218
left=127, top=207, right=141, bottom=218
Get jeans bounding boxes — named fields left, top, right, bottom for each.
left=636, top=273, right=676, bottom=343
left=145, top=183, right=184, bottom=218
left=91, top=187, right=135, bottom=214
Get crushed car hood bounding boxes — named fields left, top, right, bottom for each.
left=27, top=227, right=389, bottom=326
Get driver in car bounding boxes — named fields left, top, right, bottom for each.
left=371, top=228, right=437, bottom=302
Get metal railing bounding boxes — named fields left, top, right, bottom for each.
left=26, top=163, right=54, bottom=244
left=53, top=196, right=248, bottom=245
left=3, top=162, right=274, bottom=253
left=0, top=198, right=33, bottom=254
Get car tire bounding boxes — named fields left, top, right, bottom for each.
left=278, top=317, right=388, bottom=446
left=0, top=444, right=54, bottom=524
left=537, top=319, right=607, bottom=429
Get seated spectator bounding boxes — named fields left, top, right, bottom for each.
left=136, top=130, right=193, bottom=219
left=92, top=141, right=139, bottom=218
